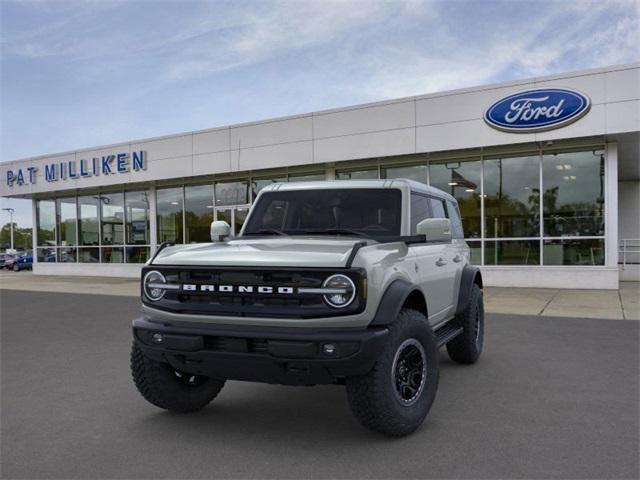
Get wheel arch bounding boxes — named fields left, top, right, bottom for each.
left=455, top=265, right=483, bottom=316
left=370, top=279, right=428, bottom=326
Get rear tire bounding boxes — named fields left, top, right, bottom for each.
left=346, top=309, right=439, bottom=436
left=131, top=342, right=225, bottom=413
left=446, top=283, right=484, bottom=364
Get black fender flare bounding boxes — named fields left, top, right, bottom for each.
left=455, top=265, right=483, bottom=316
left=370, top=279, right=425, bottom=326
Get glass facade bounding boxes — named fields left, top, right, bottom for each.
left=125, top=191, right=150, bottom=246
left=100, top=193, right=124, bottom=245
left=78, top=247, right=99, bottom=263
left=36, top=200, right=56, bottom=246
left=484, top=240, right=541, bottom=266
left=58, top=246, right=77, bottom=263
left=36, top=199, right=56, bottom=262
left=383, top=164, right=428, bottom=184
left=336, top=168, right=378, bottom=180
left=32, top=145, right=607, bottom=268
left=484, top=155, right=540, bottom=238
left=430, top=159, right=482, bottom=238
left=56, top=198, right=77, bottom=247
left=156, top=187, right=184, bottom=244
left=77, top=195, right=100, bottom=263
left=36, top=190, right=151, bottom=264
left=334, top=147, right=605, bottom=266
left=288, top=172, right=325, bottom=182
left=215, top=181, right=249, bottom=206
left=78, top=196, right=100, bottom=246
left=543, top=238, right=605, bottom=266
left=185, top=184, right=214, bottom=243
left=542, top=150, right=605, bottom=237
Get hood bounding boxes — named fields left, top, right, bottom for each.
left=152, top=236, right=369, bottom=268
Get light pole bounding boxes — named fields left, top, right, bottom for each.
left=2, top=207, right=15, bottom=251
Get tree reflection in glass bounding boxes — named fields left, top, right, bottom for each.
left=185, top=184, right=214, bottom=243
left=484, top=155, right=540, bottom=238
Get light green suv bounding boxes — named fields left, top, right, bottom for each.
left=131, top=179, right=484, bottom=436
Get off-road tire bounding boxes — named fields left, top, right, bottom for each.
left=345, top=309, right=439, bottom=436
left=446, top=283, right=484, bottom=364
left=131, top=342, right=225, bottom=413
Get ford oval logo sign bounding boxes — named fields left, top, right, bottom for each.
left=484, top=88, right=591, bottom=133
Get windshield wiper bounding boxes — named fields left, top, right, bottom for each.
left=243, top=229, right=288, bottom=236
left=301, top=228, right=370, bottom=238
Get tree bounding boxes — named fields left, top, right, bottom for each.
left=0, top=223, right=32, bottom=251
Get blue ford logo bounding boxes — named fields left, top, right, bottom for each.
left=484, top=88, right=591, bottom=133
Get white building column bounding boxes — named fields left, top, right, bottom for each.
left=149, top=186, right=157, bottom=255
left=605, top=143, right=619, bottom=274
left=325, top=163, right=336, bottom=180
left=31, top=198, right=37, bottom=264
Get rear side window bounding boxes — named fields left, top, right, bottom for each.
left=429, top=198, right=447, bottom=219
left=410, top=194, right=430, bottom=234
left=446, top=200, right=464, bottom=239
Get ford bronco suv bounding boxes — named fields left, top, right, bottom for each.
left=131, top=180, right=484, bottom=436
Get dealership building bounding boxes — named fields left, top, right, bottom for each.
left=1, top=63, right=638, bottom=289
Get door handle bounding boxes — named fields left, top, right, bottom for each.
left=453, top=254, right=463, bottom=263
left=436, top=258, right=447, bottom=267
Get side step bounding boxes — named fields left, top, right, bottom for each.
left=435, top=324, right=463, bottom=347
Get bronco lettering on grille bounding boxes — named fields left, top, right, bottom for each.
left=182, top=284, right=295, bottom=294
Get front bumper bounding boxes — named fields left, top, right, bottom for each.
left=133, top=317, right=388, bottom=385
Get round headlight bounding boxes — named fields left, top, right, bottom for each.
left=143, top=270, right=166, bottom=301
left=322, top=274, right=356, bottom=308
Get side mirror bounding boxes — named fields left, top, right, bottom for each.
left=416, top=218, right=452, bottom=242
left=210, top=221, right=231, bottom=242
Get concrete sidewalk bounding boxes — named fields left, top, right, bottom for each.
left=485, top=283, right=639, bottom=320
left=1, top=270, right=638, bottom=320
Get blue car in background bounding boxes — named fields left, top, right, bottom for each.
left=13, top=252, right=33, bottom=271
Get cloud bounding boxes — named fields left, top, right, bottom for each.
left=1, top=0, right=126, bottom=58
left=351, top=0, right=639, bottom=100
left=163, top=1, right=401, bottom=80
left=4, top=0, right=636, bottom=91
left=1, top=0, right=638, bottom=157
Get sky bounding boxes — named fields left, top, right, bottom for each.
left=1, top=0, right=639, bottom=228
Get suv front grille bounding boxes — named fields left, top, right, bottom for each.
left=142, top=266, right=366, bottom=319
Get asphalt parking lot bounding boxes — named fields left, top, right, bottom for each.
left=1, top=289, right=638, bottom=479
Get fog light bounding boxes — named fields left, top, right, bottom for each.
left=323, top=343, right=336, bottom=355
left=152, top=333, right=163, bottom=344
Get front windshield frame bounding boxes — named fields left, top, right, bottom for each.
left=242, top=188, right=403, bottom=239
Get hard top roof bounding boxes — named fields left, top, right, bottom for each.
left=260, top=179, right=457, bottom=203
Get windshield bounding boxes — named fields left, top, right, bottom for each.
left=242, top=188, right=402, bottom=238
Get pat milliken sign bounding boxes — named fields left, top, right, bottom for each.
left=5, top=151, right=147, bottom=187
left=484, top=88, right=591, bottom=133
